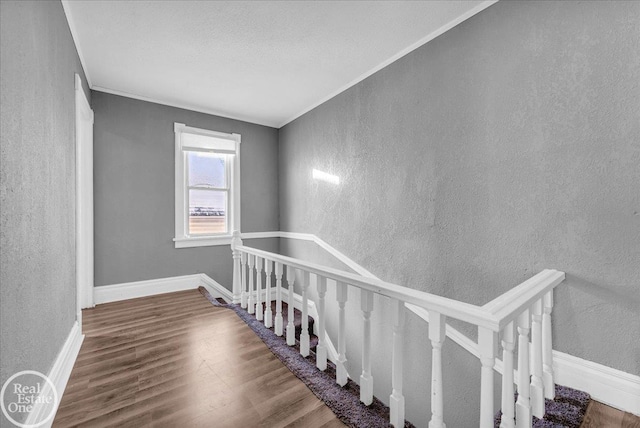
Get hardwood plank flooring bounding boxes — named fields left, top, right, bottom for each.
left=53, top=290, right=345, bottom=428
left=580, top=401, right=640, bottom=428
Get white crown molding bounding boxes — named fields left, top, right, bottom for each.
left=26, top=321, right=84, bottom=428
left=61, top=0, right=93, bottom=88
left=91, top=86, right=278, bottom=128
left=67, top=1, right=496, bottom=130
left=278, top=0, right=499, bottom=128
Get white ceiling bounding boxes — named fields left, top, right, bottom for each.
left=63, top=1, right=495, bottom=128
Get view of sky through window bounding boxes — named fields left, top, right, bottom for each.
left=187, top=151, right=227, bottom=234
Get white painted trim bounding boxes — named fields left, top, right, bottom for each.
left=94, top=273, right=232, bottom=305
left=28, top=321, right=84, bottom=428
left=92, top=86, right=277, bottom=128
left=61, top=1, right=93, bottom=88
left=75, top=73, right=95, bottom=312
left=242, top=231, right=283, bottom=240
left=198, top=273, right=233, bottom=303
left=174, top=123, right=241, bottom=249
left=313, top=235, right=378, bottom=279
left=553, top=351, right=640, bottom=415
left=95, top=274, right=203, bottom=304
left=173, top=236, right=233, bottom=248
left=278, top=0, right=498, bottom=127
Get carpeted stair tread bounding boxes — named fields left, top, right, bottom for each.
left=260, top=300, right=319, bottom=351
left=533, top=419, right=566, bottom=428
left=553, top=385, right=590, bottom=412
left=494, top=385, right=590, bottom=428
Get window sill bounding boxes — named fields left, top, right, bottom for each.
left=173, top=235, right=232, bottom=248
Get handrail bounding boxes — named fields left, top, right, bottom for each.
left=236, top=244, right=564, bottom=332
left=482, top=269, right=565, bottom=330
left=236, top=244, right=494, bottom=329
left=232, top=236, right=566, bottom=428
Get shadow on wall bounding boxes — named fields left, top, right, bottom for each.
left=565, top=274, right=640, bottom=312
left=553, top=273, right=640, bottom=373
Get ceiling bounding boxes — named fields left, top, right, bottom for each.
left=62, top=1, right=496, bottom=128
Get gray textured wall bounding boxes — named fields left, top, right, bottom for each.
left=92, top=92, right=279, bottom=288
left=279, top=1, right=639, bottom=425
left=0, top=0, right=91, bottom=416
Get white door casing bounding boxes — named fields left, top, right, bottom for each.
left=75, top=73, right=95, bottom=318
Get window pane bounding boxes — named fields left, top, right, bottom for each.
left=189, top=189, right=227, bottom=235
left=188, top=152, right=226, bottom=188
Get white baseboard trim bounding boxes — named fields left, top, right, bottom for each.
left=198, top=273, right=233, bottom=303
left=553, top=351, right=640, bottom=415
left=27, top=321, right=84, bottom=428
left=94, top=274, right=232, bottom=305
left=95, top=274, right=202, bottom=304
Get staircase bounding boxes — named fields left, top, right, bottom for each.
left=225, top=231, right=592, bottom=427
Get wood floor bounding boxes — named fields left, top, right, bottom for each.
left=580, top=401, right=640, bottom=428
left=53, top=290, right=345, bottom=428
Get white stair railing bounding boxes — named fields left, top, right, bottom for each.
left=230, top=232, right=564, bottom=427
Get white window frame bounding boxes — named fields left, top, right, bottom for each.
left=173, top=122, right=241, bottom=248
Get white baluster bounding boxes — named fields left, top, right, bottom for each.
left=300, top=271, right=311, bottom=357
left=316, top=276, right=328, bottom=371
left=231, top=231, right=242, bottom=305
left=264, top=260, right=273, bottom=328
left=542, top=292, right=555, bottom=400
left=286, top=266, right=296, bottom=346
left=336, top=281, right=348, bottom=386
left=500, top=322, right=516, bottom=428
left=247, top=254, right=255, bottom=314
left=530, top=300, right=544, bottom=418
left=240, top=252, right=248, bottom=308
left=389, top=300, right=405, bottom=428
left=360, top=290, right=374, bottom=406
left=516, top=310, right=532, bottom=428
left=256, top=257, right=263, bottom=321
left=429, top=311, right=446, bottom=428
left=274, top=262, right=283, bottom=336
left=479, top=327, right=497, bottom=428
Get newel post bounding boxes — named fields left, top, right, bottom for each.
left=231, top=230, right=243, bottom=305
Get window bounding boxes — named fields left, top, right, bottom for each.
left=174, top=123, right=240, bottom=248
